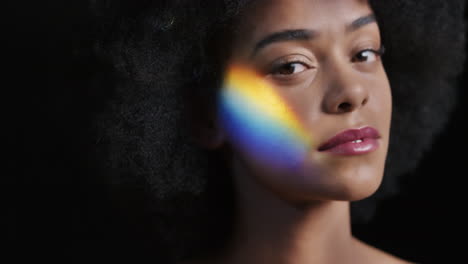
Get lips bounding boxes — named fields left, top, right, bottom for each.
left=318, top=126, right=381, bottom=155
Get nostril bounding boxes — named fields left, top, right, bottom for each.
left=338, top=102, right=352, bottom=112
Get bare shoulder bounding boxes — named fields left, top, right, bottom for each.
left=354, top=238, right=416, bottom=264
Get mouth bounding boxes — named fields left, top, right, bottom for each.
left=317, top=126, right=381, bottom=155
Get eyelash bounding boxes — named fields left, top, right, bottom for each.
left=269, top=45, right=385, bottom=76
left=270, top=61, right=311, bottom=76
left=351, top=45, right=385, bottom=63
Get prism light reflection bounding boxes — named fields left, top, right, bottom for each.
left=218, top=65, right=312, bottom=171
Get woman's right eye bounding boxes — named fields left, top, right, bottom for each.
left=271, top=62, right=310, bottom=76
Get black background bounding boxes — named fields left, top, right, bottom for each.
left=11, top=1, right=467, bottom=263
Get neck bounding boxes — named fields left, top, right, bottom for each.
left=219, top=158, right=359, bottom=264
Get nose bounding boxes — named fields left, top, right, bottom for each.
left=322, top=65, right=369, bottom=114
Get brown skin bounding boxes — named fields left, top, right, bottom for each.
left=190, top=0, right=412, bottom=263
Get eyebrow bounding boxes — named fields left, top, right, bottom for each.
left=251, top=29, right=317, bottom=57
left=251, top=13, right=377, bottom=57
left=347, top=13, right=376, bottom=32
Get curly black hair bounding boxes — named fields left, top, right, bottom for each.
left=88, top=0, right=465, bottom=262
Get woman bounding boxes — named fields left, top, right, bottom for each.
left=91, top=0, right=466, bottom=263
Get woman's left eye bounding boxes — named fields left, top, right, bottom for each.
left=352, top=47, right=384, bottom=63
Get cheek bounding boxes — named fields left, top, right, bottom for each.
left=218, top=66, right=314, bottom=173
left=374, top=73, right=393, bottom=128
left=218, top=96, right=310, bottom=172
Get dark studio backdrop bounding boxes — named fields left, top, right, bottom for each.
left=11, top=1, right=467, bottom=263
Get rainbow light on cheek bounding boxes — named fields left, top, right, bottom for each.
left=218, top=65, right=312, bottom=170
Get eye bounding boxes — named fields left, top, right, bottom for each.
left=271, top=62, right=309, bottom=76
left=352, top=46, right=385, bottom=63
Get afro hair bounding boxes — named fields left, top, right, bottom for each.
left=88, top=0, right=466, bottom=262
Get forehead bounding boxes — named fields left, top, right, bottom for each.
left=236, top=0, right=374, bottom=39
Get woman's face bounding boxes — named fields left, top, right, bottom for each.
left=217, top=0, right=392, bottom=203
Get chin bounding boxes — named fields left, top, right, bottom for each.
left=329, top=180, right=382, bottom=202
left=274, top=164, right=386, bottom=204
left=318, top=164, right=385, bottom=202
left=233, top=146, right=387, bottom=205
